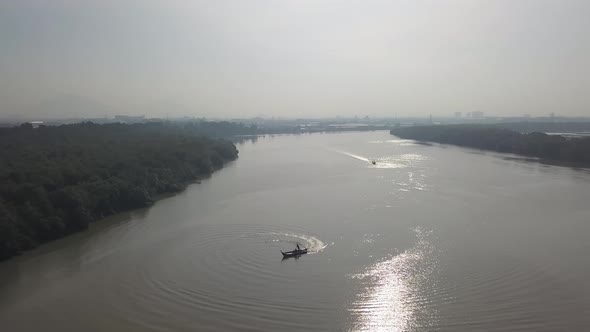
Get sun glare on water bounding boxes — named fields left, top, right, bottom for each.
left=348, top=229, right=439, bottom=331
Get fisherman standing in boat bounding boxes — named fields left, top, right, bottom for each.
left=296, top=243, right=301, bottom=251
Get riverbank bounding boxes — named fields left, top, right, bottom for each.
left=391, top=124, right=590, bottom=167
left=0, top=122, right=239, bottom=261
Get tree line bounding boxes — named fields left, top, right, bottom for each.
left=0, top=122, right=238, bottom=260
left=495, top=122, right=590, bottom=134
left=391, top=125, right=590, bottom=164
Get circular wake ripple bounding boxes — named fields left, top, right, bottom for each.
left=103, top=224, right=328, bottom=331
left=428, top=251, right=589, bottom=331
left=347, top=230, right=588, bottom=331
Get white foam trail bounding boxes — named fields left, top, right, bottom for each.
left=332, top=149, right=409, bottom=169
left=334, top=150, right=371, bottom=163
left=269, top=232, right=327, bottom=253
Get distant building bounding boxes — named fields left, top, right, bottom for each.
left=114, top=115, right=145, bottom=123
left=29, top=121, right=44, bottom=128
left=454, top=112, right=462, bottom=118
left=471, top=111, right=484, bottom=119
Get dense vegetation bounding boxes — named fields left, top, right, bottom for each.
left=391, top=125, right=590, bottom=164
left=0, top=122, right=238, bottom=260
left=495, top=122, right=590, bottom=134
left=140, top=120, right=388, bottom=136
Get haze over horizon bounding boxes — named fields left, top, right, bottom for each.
left=1, top=0, right=589, bottom=120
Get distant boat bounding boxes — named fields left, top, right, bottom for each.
left=281, top=248, right=308, bottom=258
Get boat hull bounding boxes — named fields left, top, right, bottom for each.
left=281, top=249, right=308, bottom=257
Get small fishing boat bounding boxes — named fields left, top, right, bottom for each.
left=281, top=248, right=308, bottom=258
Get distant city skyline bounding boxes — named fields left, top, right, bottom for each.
left=1, top=1, right=589, bottom=119
left=2, top=112, right=586, bottom=123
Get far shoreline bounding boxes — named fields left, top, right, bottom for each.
left=391, top=125, right=590, bottom=169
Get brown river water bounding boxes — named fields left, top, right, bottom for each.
left=1, top=131, right=589, bottom=331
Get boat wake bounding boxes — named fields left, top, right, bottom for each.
left=268, top=232, right=328, bottom=254
left=334, top=149, right=371, bottom=163
left=333, top=149, right=407, bottom=169
left=106, top=224, right=333, bottom=331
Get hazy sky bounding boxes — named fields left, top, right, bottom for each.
left=1, top=0, right=589, bottom=119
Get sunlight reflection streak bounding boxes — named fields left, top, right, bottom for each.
left=349, top=229, right=438, bottom=332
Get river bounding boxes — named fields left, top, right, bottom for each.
left=1, top=131, right=589, bottom=331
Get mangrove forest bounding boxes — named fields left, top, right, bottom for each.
left=391, top=124, right=590, bottom=165
left=0, top=122, right=238, bottom=261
